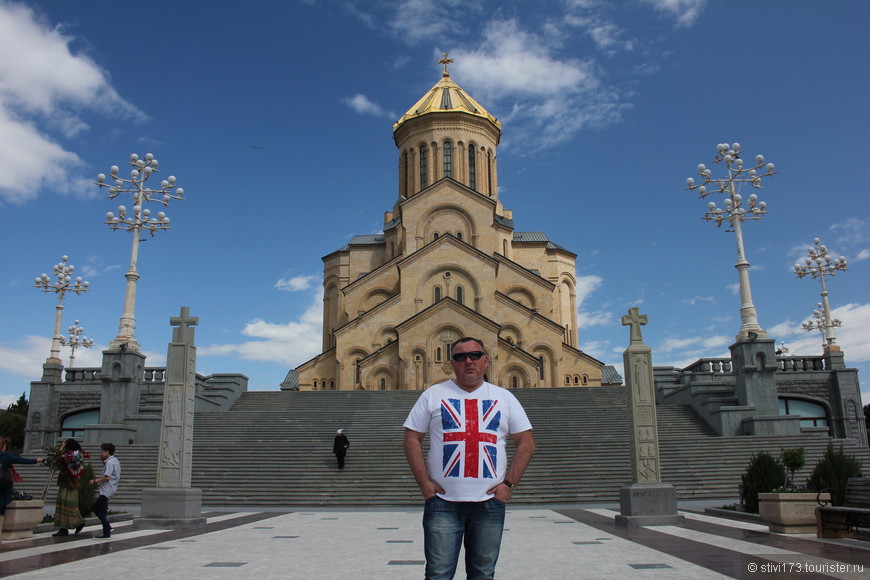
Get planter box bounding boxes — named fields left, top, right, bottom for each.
left=2, top=500, right=45, bottom=540
left=759, top=492, right=830, bottom=534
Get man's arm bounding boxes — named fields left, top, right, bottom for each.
left=488, top=429, right=535, bottom=501
left=403, top=428, right=444, bottom=499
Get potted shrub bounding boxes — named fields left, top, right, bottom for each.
left=758, top=486, right=830, bottom=533
left=2, top=490, right=45, bottom=540
left=740, top=451, right=786, bottom=513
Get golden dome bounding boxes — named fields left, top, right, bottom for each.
left=393, top=56, right=501, bottom=133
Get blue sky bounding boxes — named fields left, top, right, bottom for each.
left=1, top=0, right=868, bottom=408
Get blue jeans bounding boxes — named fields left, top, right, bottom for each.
left=423, top=495, right=506, bottom=580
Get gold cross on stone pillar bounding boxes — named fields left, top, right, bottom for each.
left=621, top=307, right=648, bottom=345
left=439, top=52, right=454, bottom=77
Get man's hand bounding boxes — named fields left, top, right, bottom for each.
left=404, top=428, right=445, bottom=499
left=486, top=482, right=513, bottom=502
left=419, top=479, right=446, bottom=499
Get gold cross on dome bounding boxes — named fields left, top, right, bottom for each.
left=439, top=52, right=454, bottom=77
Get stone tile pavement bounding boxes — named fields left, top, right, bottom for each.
left=0, top=503, right=868, bottom=579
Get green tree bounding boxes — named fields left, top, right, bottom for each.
left=6, top=392, right=28, bottom=416
left=807, top=442, right=863, bottom=505
left=740, top=451, right=786, bottom=513
left=0, top=412, right=26, bottom=453
left=780, top=447, right=805, bottom=487
left=0, top=392, right=28, bottom=453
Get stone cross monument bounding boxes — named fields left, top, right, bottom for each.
left=615, top=307, right=684, bottom=527
left=136, top=306, right=205, bottom=529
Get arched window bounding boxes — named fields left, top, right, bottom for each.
left=582, top=375, right=588, bottom=385
left=468, top=146, right=476, bottom=191
left=574, top=376, right=580, bottom=385
left=380, top=378, right=386, bottom=390
left=403, top=152, right=409, bottom=197
left=313, top=380, right=318, bottom=389
left=443, top=141, right=452, bottom=178
left=565, top=376, right=571, bottom=385
left=436, top=347, right=443, bottom=362
left=538, top=356, right=545, bottom=380
left=456, top=286, right=464, bottom=305
left=330, top=380, right=335, bottom=390
left=487, top=150, right=493, bottom=195
left=433, top=232, right=439, bottom=241
left=434, top=286, right=442, bottom=302
left=419, top=144, right=428, bottom=189
left=456, top=232, right=462, bottom=241
left=61, top=409, right=99, bottom=438
left=355, top=358, right=361, bottom=384
left=779, top=398, right=830, bottom=429
left=511, top=376, right=519, bottom=389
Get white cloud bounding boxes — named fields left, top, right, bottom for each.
left=580, top=309, right=613, bottom=329
left=275, top=274, right=320, bottom=292
left=452, top=19, right=628, bottom=153
left=829, top=217, right=867, bottom=247
left=659, top=336, right=701, bottom=352
left=575, top=274, right=604, bottom=305
left=384, top=0, right=477, bottom=45
left=773, top=303, right=870, bottom=364
left=640, top=0, right=707, bottom=27
left=199, top=290, right=324, bottom=368
left=682, top=295, right=716, bottom=306
left=0, top=335, right=114, bottom=379
left=342, top=94, right=395, bottom=118
left=0, top=335, right=52, bottom=379
left=856, top=249, right=870, bottom=261
left=0, top=3, right=146, bottom=204
left=576, top=275, right=612, bottom=328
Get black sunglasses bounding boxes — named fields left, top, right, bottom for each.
left=451, top=351, right=485, bottom=362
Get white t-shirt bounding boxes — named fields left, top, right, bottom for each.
left=403, top=380, right=532, bottom=502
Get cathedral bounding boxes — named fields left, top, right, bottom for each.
left=293, top=58, right=616, bottom=391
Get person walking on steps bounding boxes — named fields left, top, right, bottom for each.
left=333, top=429, right=350, bottom=469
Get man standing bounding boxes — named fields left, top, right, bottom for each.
left=403, top=337, right=535, bottom=580
left=88, top=443, right=120, bottom=539
left=333, top=429, right=350, bottom=469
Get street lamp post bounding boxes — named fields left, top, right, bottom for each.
left=794, top=238, right=847, bottom=350
left=33, top=256, right=90, bottom=364
left=801, top=302, right=843, bottom=350
left=686, top=142, right=776, bottom=342
left=59, top=319, right=94, bottom=368
left=97, top=153, right=184, bottom=352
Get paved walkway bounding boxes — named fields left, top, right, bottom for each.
left=0, top=503, right=868, bottom=579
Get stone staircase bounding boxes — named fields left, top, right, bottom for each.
left=14, top=388, right=870, bottom=508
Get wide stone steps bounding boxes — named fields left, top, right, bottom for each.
left=13, top=388, right=870, bottom=507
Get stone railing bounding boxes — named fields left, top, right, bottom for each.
left=63, top=366, right=168, bottom=384
left=681, top=356, right=828, bottom=374
left=142, top=368, right=166, bottom=383
left=776, top=356, right=826, bottom=372
left=682, top=358, right=732, bottom=374
left=63, top=367, right=100, bottom=383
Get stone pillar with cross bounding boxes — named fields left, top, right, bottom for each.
left=615, top=307, right=684, bottom=527
left=137, top=306, right=205, bottom=529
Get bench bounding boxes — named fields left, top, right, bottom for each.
left=815, top=477, right=870, bottom=539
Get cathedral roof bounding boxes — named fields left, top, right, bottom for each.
left=393, top=64, right=501, bottom=133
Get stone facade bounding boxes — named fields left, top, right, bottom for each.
left=295, top=66, right=611, bottom=391
left=654, top=343, right=867, bottom=444
left=25, top=354, right=246, bottom=453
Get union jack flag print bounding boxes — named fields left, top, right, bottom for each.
left=441, top=398, right=501, bottom=479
